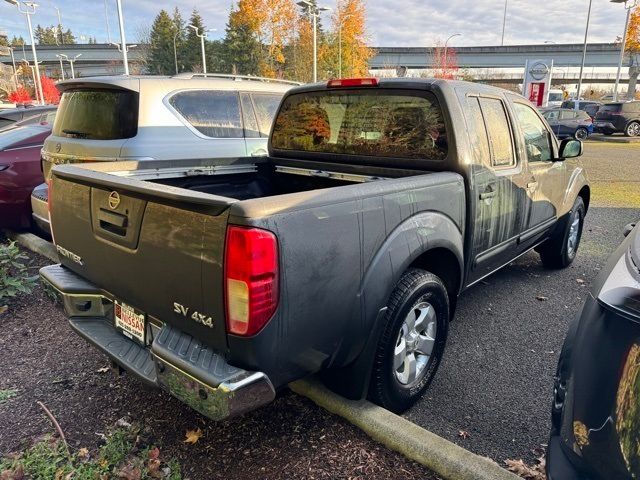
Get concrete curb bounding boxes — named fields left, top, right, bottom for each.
left=4, top=230, right=58, bottom=263
left=588, top=135, right=640, bottom=144
left=290, top=378, right=519, bottom=480
left=3, top=231, right=519, bottom=480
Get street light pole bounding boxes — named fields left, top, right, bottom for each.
left=312, top=11, right=317, bottom=81
left=59, top=53, right=81, bottom=79
left=297, top=1, right=330, bottom=82
left=576, top=0, right=593, bottom=106
left=9, top=46, right=18, bottom=88
left=611, top=0, right=638, bottom=101
left=56, top=53, right=65, bottom=80
left=115, top=0, right=129, bottom=75
left=501, top=0, right=508, bottom=46
left=173, top=29, right=181, bottom=75
left=6, top=0, right=45, bottom=104
left=188, top=25, right=215, bottom=74
left=54, top=6, right=63, bottom=45
left=444, top=33, right=462, bottom=69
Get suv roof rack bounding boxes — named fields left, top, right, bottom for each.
left=171, top=72, right=302, bottom=86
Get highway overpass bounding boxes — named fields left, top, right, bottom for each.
left=0, top=42, right=632, bottom=86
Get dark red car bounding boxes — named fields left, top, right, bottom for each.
left=0, top=124, right=50, bottom=229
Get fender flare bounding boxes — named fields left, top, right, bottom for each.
left=562, top=167, right=590, bottom=217
left=322, top=211, right=464, bottom=400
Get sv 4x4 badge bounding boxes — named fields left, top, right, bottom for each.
left=173, top=302, right=214, bottom=328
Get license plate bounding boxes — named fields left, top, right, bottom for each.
left=114, top=300, right=146, bottom=344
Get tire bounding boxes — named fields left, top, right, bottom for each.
left=539, top=196, right=586, bottom=269
left=368, top=269, right=449, bottom=413
left=625, top=121, right=640, bottom=137
left=574, top=128, right=588, bottom=140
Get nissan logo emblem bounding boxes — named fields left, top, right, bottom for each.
left=529, top=62, right=549, bottom=81
left=108, top=191, right=121, bottom=210
left=55, top=143, right=62, bottom=153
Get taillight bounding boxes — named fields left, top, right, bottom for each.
left=224, top=226, right=279, bottom=336
left=327, top=78, right=378, bottom=88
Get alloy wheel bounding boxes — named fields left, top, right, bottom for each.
left=567, top=209, right=581, bottom=258
left=626, top=122, right=640, bottom=137
left=393, top=302, right=437, bottom=387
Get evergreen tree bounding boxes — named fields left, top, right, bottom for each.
left=149, top=9, right=178, bottom=74
left=10, top=36, right=25, bottom=46
left=223, top=9, right=261, bottom=75
left=183, top=9, right=207, bottom=72
left=172, top=7, right=187, bottom=73
left=34, top=24, right=75, bottom=44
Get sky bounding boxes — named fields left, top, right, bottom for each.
left=0, top=0, right=631, bottom=47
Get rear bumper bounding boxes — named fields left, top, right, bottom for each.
left=30, top=183, right=50, bottom=234
left=40, top=264, right=276, bottom=421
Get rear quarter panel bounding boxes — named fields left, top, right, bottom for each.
left=225, top=172, right=465, bottom=388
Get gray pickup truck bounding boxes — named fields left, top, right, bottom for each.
left=41, top=78, right=590, bottom=420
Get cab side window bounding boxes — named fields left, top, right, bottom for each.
left=478, top=97, right=515, bottom=168
left=512, top=102, right=553, bottom=163
left=464, top=96, right=491, bottom=166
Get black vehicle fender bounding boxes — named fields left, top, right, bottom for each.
left=321, top=210, right=464, bottom=400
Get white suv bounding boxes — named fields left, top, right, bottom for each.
left=32, top=73, right=297, bottom=232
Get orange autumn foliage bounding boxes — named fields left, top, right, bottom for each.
left=626, top=6, right=640, bottom=55
left=8, top=86, right=32, bottom=104
left=330, top=0, right=373, bottom=78
left=233, top=0, right=296, bottom=77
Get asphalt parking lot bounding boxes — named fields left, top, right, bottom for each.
left=1, top=141, right=638, bottom=477
left=405, top=141, right=640, bottom=464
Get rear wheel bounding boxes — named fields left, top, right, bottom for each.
left=625, top=121, right=640, bottom=137
left=574, top=128, right=589, bottom=140
left=368, top=269, right=449, bottom=413
left=539, top=196, right=585, bottom=269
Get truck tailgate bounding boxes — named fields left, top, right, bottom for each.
left=49, top=164, right=235, bottom=351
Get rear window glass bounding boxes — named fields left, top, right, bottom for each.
left=601, top=104, right=622, bottom=113
left=478, top=97, right=514, bottom=167
left=0, top=127, right=41, bottom=150
left=271, top=90, right=448, bottom=160
left=53, top=89, right=138, bottom=140
left=169, top=90, right=243, bottom=138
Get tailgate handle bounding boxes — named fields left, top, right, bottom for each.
left=98, top=208, right=128, bottom=235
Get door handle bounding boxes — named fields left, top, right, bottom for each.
left=479, top=190, right=497, bottom=200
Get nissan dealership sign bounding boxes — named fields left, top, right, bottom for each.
left=523, top=59, right=554, bottom=107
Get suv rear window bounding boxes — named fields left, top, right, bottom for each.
left=53, top=89, right=138, bottom=140
left=600, top=104, right=623, bottom=113
left=271, top=90, right=447, bottom=160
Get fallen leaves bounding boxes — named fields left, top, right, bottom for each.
left=505, top=448, right=546, bottom=480
left=536, top=295, right=549, bottom=302
left=458, top=430, right=470, bottom=439
left=183, top=428, right=203, bottom=444
left=96, top=366, right=110, bottom=374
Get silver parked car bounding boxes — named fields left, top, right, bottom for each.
left=31, top=73, right=297, bottom=232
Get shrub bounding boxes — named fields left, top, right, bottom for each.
left=0, top=241, right=37, bottom=307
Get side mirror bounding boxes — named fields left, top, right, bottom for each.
left=558, top=138, right=583, bottom=160
left=623, top=223, right=636, bottom=237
